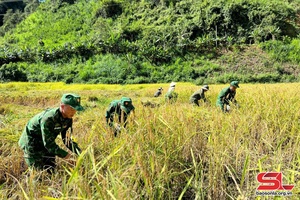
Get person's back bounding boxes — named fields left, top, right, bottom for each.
left=19, top=108, right=72, bottom=157
left=165, top=90, right=178, bottom=102
left=106, top=100, right=122, bottom=118
left=165, top=82, right=178, bottom=103
left=154, top=87, right=163, bottom=97
left=189, top=85, right=209, bottom=106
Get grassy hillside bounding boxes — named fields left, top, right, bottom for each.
left=0, top=0, right=299, bottom=83
left=0, top=82, right=299, bottom=199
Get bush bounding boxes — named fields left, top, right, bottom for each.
left=0, top=62, right=27, bottom=82
left=255, top=73, right=281, bottom=83
left=95, top=0, right=123, bottom=19
left=260, top=39, right=300, bottom=64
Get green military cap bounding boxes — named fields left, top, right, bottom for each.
left=230, top=81, right=239, bottom=88
left=61, top=93, right=84, bottom=111
left=120, top=97, right=134, bottom=114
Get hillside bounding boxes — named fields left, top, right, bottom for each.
left=0, top=0, right=299, bottom=83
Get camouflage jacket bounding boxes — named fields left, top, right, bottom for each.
left=18, top=108, right=81, bottom=158
left=190, top=89, right=207, bottom=102
left=105, top=100, right=135, bottom=127
left=165, top=91, right=178, bottom=99
left=217, top=87, right=236, bottom=105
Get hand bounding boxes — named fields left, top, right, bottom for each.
left=64, top=153, right=71, bottom=159
left=114, top=123, right=121, bottom=131
left=64, top=153, right=77, bottom=166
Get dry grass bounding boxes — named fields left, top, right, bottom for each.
left=0, top=82, right=299, bottom=199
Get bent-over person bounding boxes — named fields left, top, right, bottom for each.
left=18, top=93, right=84, bottom=174
left=105, top=97, right=135, bottom=136
left=190, top=85, right=209, bottom=106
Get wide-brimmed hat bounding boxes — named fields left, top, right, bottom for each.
left=202, top=85, right=209, bottom=91
left=170, top=82, right=176, bottom=87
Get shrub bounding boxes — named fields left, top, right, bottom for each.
left=0, top=62, right=27, bottom=82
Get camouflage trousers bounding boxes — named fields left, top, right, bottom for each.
left=23, top=153, right=56, bottom=174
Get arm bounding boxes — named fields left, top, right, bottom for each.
left=61, top=126, right=81, bottom=155
left=224, top=93, right=231, bottom=104
left=122, top=111, right=128, bottom=128
left=122, top=107, right=135, bottom=128
left=40, top=118, right=68, bottom=158
left=105, top=104, right=115, bottom=127
left=218, top=88, right=227, bottom=104
left=232, top=98, right=237, bottom=104
left=221, top=88, right=231, bottom=104
left=228, top=91, right=237, bottom=104
left=231, top=92, right=239, bottom=106
left=200, top=91, right=207, bottom=102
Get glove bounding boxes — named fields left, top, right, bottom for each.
left=115, top=123, right=121, bottom=132
left=226, top=105, right=231, bottom=111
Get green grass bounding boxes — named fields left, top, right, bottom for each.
left=0, top=82, right=299, bottom=199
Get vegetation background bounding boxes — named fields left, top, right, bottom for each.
left=0, top=82, right=299, bottom=199
left=0, top=0, right=299, bottom=84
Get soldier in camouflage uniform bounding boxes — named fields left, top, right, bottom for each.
left=189, top=85, right=209, bottom=106
left=105, top=97, right=135, bottom=137
left=18, top=93, right=84, bottom=173
left=216, top=81, right=239, bottom=112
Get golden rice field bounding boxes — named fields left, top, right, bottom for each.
left=0, top=82, right=299, bottom=200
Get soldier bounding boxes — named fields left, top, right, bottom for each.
left=18, top=93, right=84, bottom=174
left=154, top=87, right=163, bottom=97
left=189, top=85, right=209, bottom=106
left=165, top=82, right=178, bottom=103
left=216, top=81, right=240, bottom=112
left=105, top=97, right=135, bottom=137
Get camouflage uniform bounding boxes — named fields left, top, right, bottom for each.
left=18, top=93, right=83, bottom=173
left=105, top=97, right=135, bottom=136
left=189, top=87, right=208, bottom=106
left=165, top=90, right=178, bottom=103
left=216, top=81, right=239, bottom=112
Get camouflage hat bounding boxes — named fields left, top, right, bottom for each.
left=120, top=97, right=134, bottom=114
left=230, top=81, right=239, bottom=88
left=202, top=85, right=209, bottom=91
left=61, top=93, right=84, bottom=111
